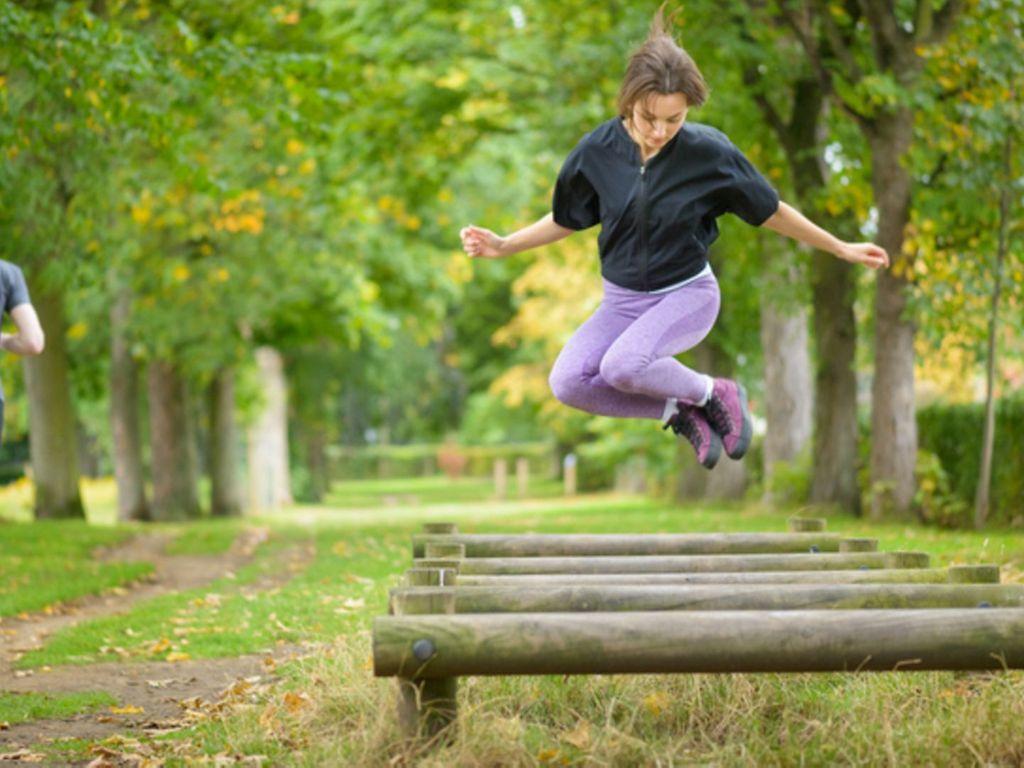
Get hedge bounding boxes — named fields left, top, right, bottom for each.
left=917, top=395, right=1024, bottom=526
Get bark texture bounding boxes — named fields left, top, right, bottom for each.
left=209, top=367, right=242, bottom=517
left=147, top=359, right=201, bottom=520
left=22, top=289, right=84, bottom=519
left=109, top=286, right=149, bottom=521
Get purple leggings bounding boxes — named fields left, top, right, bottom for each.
left=548, top=273, right=720, bottom=419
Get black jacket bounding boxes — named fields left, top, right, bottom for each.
left=552, top=118, right=780, bottom=292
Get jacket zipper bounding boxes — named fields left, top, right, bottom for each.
left=638, top=163, right=649, bottom=292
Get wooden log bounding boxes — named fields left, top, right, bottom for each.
left=374, top=609, right=1024, bottom=678
left=422, top=523, right=458, bottom=535
left=948, top=565, right=1001, bottom=584
left=417, top=551, right=930, bottom=575
left=423, top=543, right=466, bottom=560
left=788, top=517, right=826, bottom=531
left=456, top=566, right=999, bottom=586
left=839, top=538, right=878, bottom=552
left=411, top=532, right=846, bottom=558
left=392, top=590, right=457, bottom=740
left=405, top=568, right=458, bottom=587
left=388, top=584, right=1024, bottom=613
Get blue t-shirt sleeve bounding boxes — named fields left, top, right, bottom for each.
left=2, top=263, right=30, bottom=314
left=552, top=143, right=600, bottom=231
left=720, top=142, right=780, bottom=226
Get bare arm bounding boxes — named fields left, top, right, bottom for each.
left=460, top=213, right=575, bottom=259
left=761, top=201, right=890, bottom=270
left=1, top=303, right=45, bottom=356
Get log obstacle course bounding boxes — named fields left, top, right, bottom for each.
left=374, top=517, right=1023, bottom=740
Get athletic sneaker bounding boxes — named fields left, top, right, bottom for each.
left=703, top=378, right=753, bottom=460
left=663, top=405, right=722, bottom=469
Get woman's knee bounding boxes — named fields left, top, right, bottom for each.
left=599, top=350, right=647, bottom=393
left=549, top=366, right=584, bottom=406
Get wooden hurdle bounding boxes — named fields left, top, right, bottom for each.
left=376, top=520, right=1014, bottom=741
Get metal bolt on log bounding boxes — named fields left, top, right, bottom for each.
left=405, top=568, right=458, bottom=587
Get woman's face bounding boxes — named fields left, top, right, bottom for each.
left=629, top=92, right=689, bottom=151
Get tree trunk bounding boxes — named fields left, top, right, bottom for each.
left=147, top=359, right=200, bottom=520
left=809, top=254, right=861, bottom=512
left=109, top=286, right=149, bottom=521
left=247, top=347, right=292, bottom=511
left=868, top=114, right=917, bottom=517
left=975, top=136, right=1013, bottom=528
left=22, top=288, right=84, bottom=519
left=304, top=425, right=328, bottom=504
left=209, top=367, right=242, bottom=517
left=760, top=289, right=813, bottom=501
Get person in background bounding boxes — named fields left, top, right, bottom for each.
left=0, top=260, right=45, bottom=443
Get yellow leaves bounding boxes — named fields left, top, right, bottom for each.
left=376, top=194, right=421, bottom=230
left=172, top=265, right=191, bottom=282
left=643, top=690, right=672, bottom=716
left=358, top=281, right=380, bottom=302
left=109, top=704, right=144, bottom=715
left=149, top=637, right=172, bottom=654
left=446, top=251, right=472, bottom=286
left=298, top=157, right=317, bottom=175
left=0, top=75, right=5, bottom=90
left=285, top=138, right=305, bottom=156
left=67, top=322, right=88, bottom=340
left=85, top=90, right=100, bottom=108
left=214, top=268, right=230, bottom=283
left=166, top=651, right=191, bottom=662
left=215, top=190, right=265, bottom=234
left=330, top=540, right=349, bottom=556
left=435, top=68, right=469, bottom=90
left=131, top=190, right=154, bottom=225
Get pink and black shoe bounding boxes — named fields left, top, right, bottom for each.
left=703, top=378, right=753, bottom=460
left=663, top=405, right=722, bottom=470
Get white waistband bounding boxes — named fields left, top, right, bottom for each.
left=647, top=263, right=714, bottom=294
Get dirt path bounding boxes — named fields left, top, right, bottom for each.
left=0, top=528, right=319, bottom=762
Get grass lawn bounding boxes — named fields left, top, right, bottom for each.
left=4, top=477, right=1023, bottom=765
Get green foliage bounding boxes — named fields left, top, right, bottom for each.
left=328, top=441, right=555, bottom=482
left=918, top=395, right=1024, bottom=527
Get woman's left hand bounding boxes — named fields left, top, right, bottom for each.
left=837, top=242, right=890, bottom=270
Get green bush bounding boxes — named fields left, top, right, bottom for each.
left=917, top=395, right=1024, bottom=527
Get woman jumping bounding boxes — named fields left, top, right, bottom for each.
left=460, top=11, right=888, bottom=470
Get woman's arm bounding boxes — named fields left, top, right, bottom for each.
left=761, top=201, right=890, bottom=270
left=1, top=303, right=45, bottom=356
left=460, top=213, right=574, bottom=259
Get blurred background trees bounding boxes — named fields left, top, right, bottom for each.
left=0, top=0, right=1020, bottom=527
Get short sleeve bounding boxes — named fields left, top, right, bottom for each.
left=721, top=142, right=780, bottom=226
left=552, top=143, right=600, bottom=231
left=2, top=263, right=30, bottom=314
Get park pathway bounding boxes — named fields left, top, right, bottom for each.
left=0, top=529, right=318, bottom=762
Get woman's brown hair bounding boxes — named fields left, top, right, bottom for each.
left=617, top=6, right=708, bottom=117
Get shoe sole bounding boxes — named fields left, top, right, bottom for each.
left=702, top=431, right=723, bottom=470
left=727, top=384, right=753, bottom=460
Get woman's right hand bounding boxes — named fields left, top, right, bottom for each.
left=460, top=225, right=507, bottom=259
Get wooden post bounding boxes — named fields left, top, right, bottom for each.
left=788, top=517, right=826, bottom=531
left=405, top=568, right=458, bottom=587
left=375, top=609, right=1024, bottom=677
left=424, top=543, right=466, bottom=560
left=563, top=453, right=577, bottom=496
left=392, top=590, right=458, bottom=741
left=516, top=457, right=529, bottom=497
left=493, top=459, right=508, bottom=499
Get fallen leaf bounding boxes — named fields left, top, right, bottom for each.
left=110, top=704, right=145, bottom=715
left=643, top=691, right=672, bottom=716
left=146, top=679, right=175, bottom=689
left=149, top=638, right=172, bottom=654
left=561, top=720, right=591, bottom=749
left=0, top=749, right=47, bottom=762
left=282, top=691, right=311, bottom=715
left=166, top=652, right=191, bottom=663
